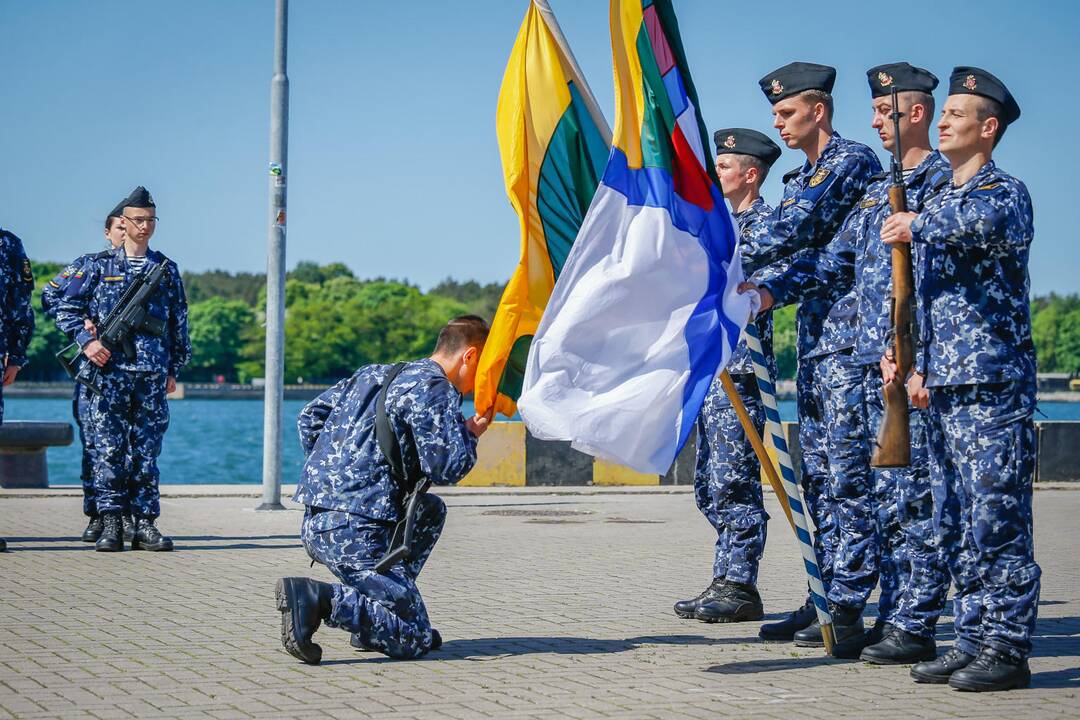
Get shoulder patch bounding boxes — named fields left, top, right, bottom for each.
left=808, top=168, right=831, bottom=188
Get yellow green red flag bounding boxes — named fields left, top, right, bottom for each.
left=476, top=0, right=611, bottom=418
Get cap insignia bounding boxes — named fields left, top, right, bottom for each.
left=723, top=135, right=736, bottom=149
left=771, top=78, right=783, bottom=96
left=964, top=74, right=977, bottom=91
left=878, top=71, right=893, bottom=88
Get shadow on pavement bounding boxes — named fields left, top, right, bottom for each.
left=706, top=655, right=855, bottom=673
left=320, top=633, right=762, bottom=665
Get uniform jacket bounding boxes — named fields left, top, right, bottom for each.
left=53, top=245, right=190, bottom=377
left=294, top=358, right=478, bottom=523
left=0, top=229, right=35, bottom=368
left=911, top=160, right=1035, bottom=387
left=728, top=197, right=777, bottom=376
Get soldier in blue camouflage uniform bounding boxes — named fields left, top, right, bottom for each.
left=881, top=67, right=1038, bottom=692
left=675, top=128, right=781, bottom=624
left=54, top=187, right=191, bottom=553
left=741, top=63, right=881, bottom=645
left=755, top=64, right=954, bottom=661
left=0, top=226, right=35, bottom=553
left=42, top=207, right=131, bottom=543
left=276, top=316, right=493, bottom=663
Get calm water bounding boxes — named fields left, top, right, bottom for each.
left=7, top=397, right=1079, bottom=485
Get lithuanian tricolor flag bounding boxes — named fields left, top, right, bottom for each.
left=517, top=0, right=753, bottom=473
left=475, top=0, right=611, bottom=419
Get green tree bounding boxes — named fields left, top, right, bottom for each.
left=429, top=277, right=505, bottom=322
left=22, top=262, right=70, bottom=381
left=771, top=304, right=797, bottom=380
left=186, top=298, right=257, bottom=381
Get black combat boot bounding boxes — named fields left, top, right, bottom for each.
left=696, top=581, right=764, bottom=623
left=910, top=646, right=976, bottom=684
left=81, top=516, right=104, bottom=543
left=276, top=577, right=333, bottom=665
left=674, top=577, right=726, bottom=619
left=95, top=513, right=123, bottom=552
left=759, top=597, right=817, bottom=640
left=122, top=514, right=135, bottom=542
left=429, top=629, right=443, bottom=652
left=794, top=603, right=865, bottom=649
left=131, top=517, right=173, bottom=551
left=948, top=647, right=1031, bottom=692
left=860, top=628, right=937, bottom=665
left=864, top=619, right=892, bottom=647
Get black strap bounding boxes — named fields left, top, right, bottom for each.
left=375, top=362, right=410, bottom=486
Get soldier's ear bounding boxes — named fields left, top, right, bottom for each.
left=980, top=115, right=1000, bottom=144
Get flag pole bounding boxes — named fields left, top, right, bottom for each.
left=721, top=322, right=835, bottom=655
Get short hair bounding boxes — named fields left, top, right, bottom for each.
left=901, top=90, right=936, bottom=121
left=735, top=154, right=770, bottom=184
left=973, top=95, right=1007, bottom=147
left=434, top=315, right=489, bottom=355
left=105, top=215, right=121, bottom=230
left=799, top=89, right=833, bottom=121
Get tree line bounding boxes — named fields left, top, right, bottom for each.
left=19, top=260, right=1080, bottom=384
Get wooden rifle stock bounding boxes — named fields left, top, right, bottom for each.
left=871, top=185, right=914, bottom=467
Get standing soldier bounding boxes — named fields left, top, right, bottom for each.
left=0, top=226, right=36, bottom=553
left=276, top=316, right=492, bottom=662
left=54, top=187, right=191, bottom=553
left=42, top=206, right=131, bottom=543
left=882, top=67, right=1038, bottom=692
left=751, top=63, right=953, bottom=660
left=742, top=63, right=882, bottom=645
left=674, top=128, right=780, bottom=624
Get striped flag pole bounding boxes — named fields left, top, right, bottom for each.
left=741, top=321, right=835, bottom=655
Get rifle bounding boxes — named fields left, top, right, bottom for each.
left=373, top=362, right=431, bottom=573
left=55, top=262, right=167, bottom=397
left=871, top=86, right=913, bottom=468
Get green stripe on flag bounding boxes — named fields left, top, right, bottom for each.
left=635, top=22, right=675, bottom=170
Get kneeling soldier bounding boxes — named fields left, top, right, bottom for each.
left=277, top=316, right=493, bottom=662
left=674, top=128, right=780, bottom=624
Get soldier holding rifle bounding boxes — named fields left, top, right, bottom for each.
left=882, top=67, right=1039, bottom=692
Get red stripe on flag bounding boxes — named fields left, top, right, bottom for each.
left=671, top=123, right=714, bottom=212
left=643, top=6, right=675, bottom=76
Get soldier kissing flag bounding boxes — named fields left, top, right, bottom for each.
left=475, top=0, right=611, bottom=419
left=517, top=0, right=755, bottom=474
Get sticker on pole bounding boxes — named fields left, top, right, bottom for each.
left=275, top=210, right=286, bottom=227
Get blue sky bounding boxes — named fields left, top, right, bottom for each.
left=2, top=0, right=1077, bottom=295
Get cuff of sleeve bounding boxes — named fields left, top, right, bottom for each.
left=76, top=329, right=95, bottom=348
left=910, top=217, right=926, bottom=243
left=760, top=281, right=787, bottom=308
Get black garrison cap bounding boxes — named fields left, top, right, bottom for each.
left=948, top=66, right=1021, bottom=125
left=713, top=128, right=782, bottom=167
left=867, top=62, right=938, bottom=98
left=119, top=185, right=156, bottom=210
left=759, top=62, right=836, bottom=103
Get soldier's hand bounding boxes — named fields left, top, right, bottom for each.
left=737, top=282, right=773, bottom=312
left=166, top=376, right=177, bottom=394
left=907, top=372, right=929, bottom=410
left=881, top=211, right=917, bottom=245
left=880, top=351, right=898, bottom=384
left=2, top=364, right=19, bottom=387
left=466, top=407, right=496, bottom=438
left=83, top=319, right=98, bottom=338
left=83, top=340, right=111, bottom=368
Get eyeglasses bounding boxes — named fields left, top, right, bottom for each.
left=122, top=215, right=159, bottom=227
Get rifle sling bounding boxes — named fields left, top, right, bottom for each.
left=375, top=362, right=413, bottom=491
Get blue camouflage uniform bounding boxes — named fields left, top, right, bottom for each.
left=294, top=358, right=478, bottom=659
left=754, top=133, right=881, bottom=598
left=53, top=246, right=190, bottom=518
left=694, top=197, right=776, bottom=585
left=0, top=229, right=35, bottom=426
left=766, top=151, right=953, bottom=633
left=911, top=160, right=1040, bottom=661
left=43, top=254, right=127, bottom=517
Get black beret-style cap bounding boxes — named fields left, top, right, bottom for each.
left=120, top=185, right=156, bottom=210
left=758, top=62, right=836, bottom=103
left=713, top=128, right=782, bottom=168
left=948, top=66, right=1020, bottom=125
left=866, top=62, right=939, bottom=98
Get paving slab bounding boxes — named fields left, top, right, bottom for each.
left=0, top=490, right=1077, bottom=719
